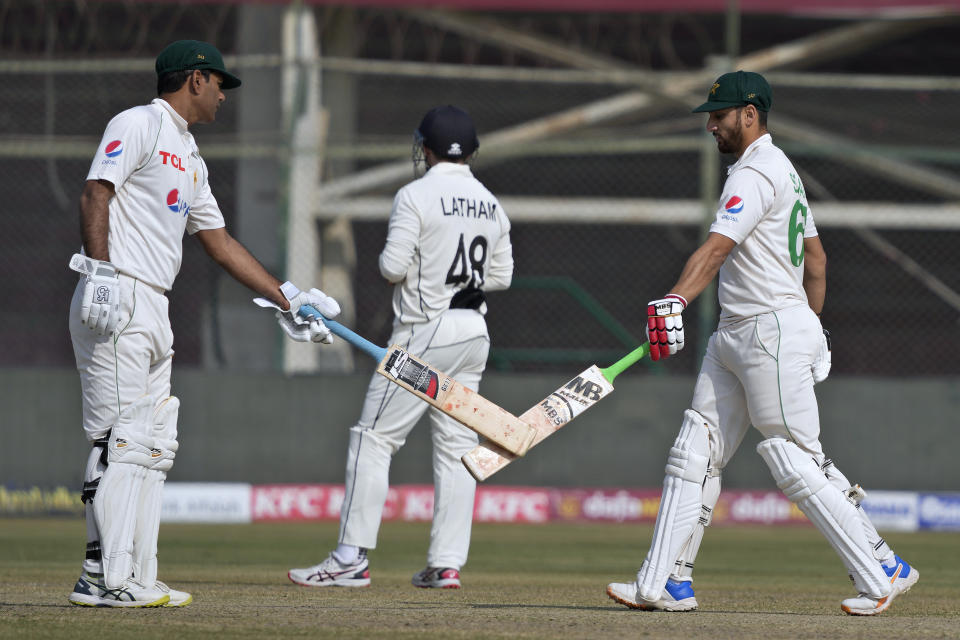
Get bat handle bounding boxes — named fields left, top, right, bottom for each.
left=600, top=341, right=651, bottom=384
left=298, top=304, right=388, bottom=361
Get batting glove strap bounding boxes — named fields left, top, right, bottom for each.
left=69, top=253, right=117, bottom=278
left=646, top=294, right=687, bottom=362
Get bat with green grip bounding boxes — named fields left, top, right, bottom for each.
left=462, top=342, right=651, bottom=481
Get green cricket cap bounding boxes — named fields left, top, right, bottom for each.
left=155, top=40, right=241, bottom=90
left=692, top=70, right=771, bottom=113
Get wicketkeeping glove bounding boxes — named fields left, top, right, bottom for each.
left=69, top=253, right=122, bottom=336
left=812, top=328, right=831, bottom=384
left=646, top=294, right=687, bottom=361
left=276, top=281, right=341, bottom=344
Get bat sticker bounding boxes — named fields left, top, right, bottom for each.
left=385, top=348, right=440, bottom=399
left=550, top=369, right=610, bottom=419
left=461, top=342, right=651, bottom=481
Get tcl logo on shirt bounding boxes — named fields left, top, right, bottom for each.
left=158, top=150, right=186, bottom=172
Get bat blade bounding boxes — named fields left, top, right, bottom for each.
left=378, top=345, right=536, bottom=457
left=462, top=365, right=612, bottom=480
left=294, top=304, right=535, bottom=456
left=462, top=342, right=650, bottom=481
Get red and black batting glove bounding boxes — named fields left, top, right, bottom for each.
left=646, top=294, right=687, bottom=361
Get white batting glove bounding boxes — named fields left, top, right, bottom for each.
left=646, top=294, right=687, bottom=362
left=812, top=328, right=831, bottom=384
left=69, top=253, right=122, bottom=336
left=277, top=281, right=341, bottom=344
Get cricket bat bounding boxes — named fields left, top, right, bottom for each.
left=297, top=304, right=536, bottom=457
left=461, top=342, right=650, bottom=481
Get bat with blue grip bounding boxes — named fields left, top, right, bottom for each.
left=298, top=304, right=536, bottom=456
left=299, top=304, right=386, bottom=361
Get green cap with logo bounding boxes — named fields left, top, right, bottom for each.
left=155, top=40, right=241, bottom=90
left=692, top=70, right=771, bottom=113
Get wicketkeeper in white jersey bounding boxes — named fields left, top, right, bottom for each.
left=68, top=40, right=340, bottom=608
left=288, top=105, right=513, bottom=590
left=607, top=71, right=918, bottom=616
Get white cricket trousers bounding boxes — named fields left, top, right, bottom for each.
left=691, top=303, right=826, bottom=467
left=339, top=309, right=488, bottom=570
left=70, top=273, right=174, bottom=577
left=69, top=274, right=174, bottom=441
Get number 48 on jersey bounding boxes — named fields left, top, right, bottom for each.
left=446, top=233, right=487, bottom=288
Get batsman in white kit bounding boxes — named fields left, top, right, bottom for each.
left=68, top=40, right=340, bottom=608
left=288, top=105, right=513, bottom=590
left=606, top=71, right=918, bottom=615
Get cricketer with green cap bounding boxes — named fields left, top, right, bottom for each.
left=155, top=40, right=241, bottom=90
left=692, top=70, right=771, bottom=113
left=607, top=65, right=918, bottom=616
left=66, top=35, right=342, bottom=609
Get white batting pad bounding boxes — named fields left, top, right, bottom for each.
left=757, top=438, right=889, bottom=598
left=822, top=459, right=893, bottom=563
left=637, top=410, right=712, bottom=601
left=132, top=396, right=180, bottom=586
left=673, top=472, right=721, bottom=580
left=149, top=396, right=179, bottom=472
left=132, top=470, right=165, bottom=586
left=82, top=443, right=108, bottom=575
left=106, top=394, right=178, bottom=473
left=95, top=396, right=156, bottom=588
left=95, top=460, right=147, bottom=588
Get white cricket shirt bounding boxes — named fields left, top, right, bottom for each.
left=379, top=162, right=513, bottom=325
left=709, top=134, right=818, bottom=325
left=86, top=98, right=226, bottom=290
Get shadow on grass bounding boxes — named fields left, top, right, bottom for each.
left=472, top=603, right=618, bottom=611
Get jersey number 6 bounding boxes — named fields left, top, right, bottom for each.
left=788, top=199, right=808, bottom=267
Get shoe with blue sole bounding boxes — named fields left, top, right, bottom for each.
left=607, top=578, right=698, bottom=611
left=841, top=555, right=919, bottom=616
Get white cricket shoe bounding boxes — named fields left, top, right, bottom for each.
left=68, top=571, right=169, bottom=608
left=607, top=578, right=698, bottom=611
left=841, top=555, right=919, bottom=616
left=288, top=549, right=370, bottom=587
left=412, top=567, right=462, bottom=589
left=155, top=580, right=193, bottom=607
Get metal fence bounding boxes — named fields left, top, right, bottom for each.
left=3, top=2, right=959, bottom=376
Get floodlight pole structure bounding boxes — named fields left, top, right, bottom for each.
left=280, top=3, right=324, bottom=374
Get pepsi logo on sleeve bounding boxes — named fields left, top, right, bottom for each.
left=724, top=196, right=743, bottom=214
left=100, top=140, right=123, bottom=167
left=104, top=140, right=123, bottom=157
left=720, top=195, right=743, bottom=222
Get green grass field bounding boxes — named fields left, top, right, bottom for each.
left=1, top=518, right=957, bottom=639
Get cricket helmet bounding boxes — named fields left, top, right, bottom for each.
left=415, top=105, right=479, bottom=160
